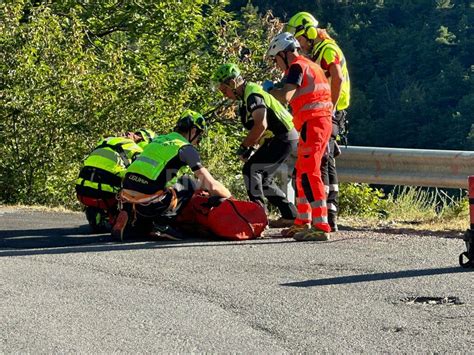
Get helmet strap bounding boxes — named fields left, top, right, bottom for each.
left=188, top=128, right=202, bottom=145
left=227, top=77, right=244, bottom=100
left=278, top=52, right=290, bottom=71
left=234, top=79, right=246, bottom=100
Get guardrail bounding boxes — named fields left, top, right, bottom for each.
left=279, top=146, right=474, bottom=203
left=337, top=146, right=474, bottom=189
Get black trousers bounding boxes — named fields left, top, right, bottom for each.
left=243, top=137, right=297, bottom=219
left=321, top=138, right=338, bottom=219
left=321, top=110, right=346, bottom=219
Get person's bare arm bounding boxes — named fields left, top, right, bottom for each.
left=241, top=108, right=267, bottom=147
left=194, top=167, right=231, bottom=198
left=328, top=63, right=343, bottom=108
left=269, top=83, right=298, bottom=105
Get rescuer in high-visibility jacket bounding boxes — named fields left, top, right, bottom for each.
left=211, top=63, right=298, bottom=228
left=75, top=129, right=155, bottom=232
left=286, top=12, right=351, bottom=232
left=112, top=110, right=231, bottom=241
left=266, top=32, right=333, bottom=241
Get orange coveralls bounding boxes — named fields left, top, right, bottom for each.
left=287, top=55, right=333, bottom=232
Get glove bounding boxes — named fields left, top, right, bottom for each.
left=262, top=80, right=274, bottom=93
left=236, top=144, right=256, bottom=161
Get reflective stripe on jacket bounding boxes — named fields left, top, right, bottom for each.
left=125, top=132, right=189, bottom=182
left=76, top=137, right=143, bottom=192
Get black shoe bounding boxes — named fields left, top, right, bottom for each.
left=85, top=207, right=109, bottom=233
left=329, top=214, right=338, bottom=232
left=154, top=224, right=185, bottom=240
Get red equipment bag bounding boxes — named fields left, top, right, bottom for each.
left=176, top=191, right=268, bottom=240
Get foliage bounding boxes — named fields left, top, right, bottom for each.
left=1, top=0, right=472, bottom=215
left=338, top=183, right=388, bottom=217
left=339, top=184, right=469, bottom=224
left=238, top=0, right=474, bottom=150
left=199, top=122, right=248, bottom=199
left=1, top=0, right=280, bottom=207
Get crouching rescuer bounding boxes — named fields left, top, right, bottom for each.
left=76, top=130, right=154, bottom=232
left=113, top=110, right=231, bottom=241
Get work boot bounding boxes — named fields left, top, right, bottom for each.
left=281, top=224, right=310, bottom=238
left=269, top=217, right=295, bottom=228
left=111, top=210, right=129, bottom=242
left=328, top=213, right=338, bottom=232
left=293, top=227, right=330, bottom=241
left=153, top=224, right=184, bottom=240
left=85, top=207, right=108, bottom=233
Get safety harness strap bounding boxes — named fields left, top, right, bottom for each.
left=118, top=188, right=179, bottom=227
left=119, top=188, right=178, bottom=209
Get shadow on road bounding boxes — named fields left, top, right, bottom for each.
left=281, top=266, right=473, bottom=287
left=0, top=224, right=297, bottom=257
left=0, top=225, right=111, bottom=249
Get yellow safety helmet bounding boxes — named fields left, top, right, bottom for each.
left=175, top=110, right=207, bottom=133
left=286, top=12, right=319, bottom=40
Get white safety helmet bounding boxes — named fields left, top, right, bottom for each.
left=266, top=32, right=301, bottom=58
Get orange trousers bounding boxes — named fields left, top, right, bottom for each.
left=294, top=116, right=332, bottom=232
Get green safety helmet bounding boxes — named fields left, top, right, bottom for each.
left=211, top=63, right=241, bottom=84
left=135, top=128, right=156, bottom=143
left=286, top=12, right=319, bottom=39
left=175, top=110, right=207, bottom=133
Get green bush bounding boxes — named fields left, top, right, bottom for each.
left=339, top=183, right=388, bottom=217
left=0, top=1, right=281, bottom=208
left=338, top=184, right=469, bottom=224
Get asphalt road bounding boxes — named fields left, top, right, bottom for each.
left=1, top=207, right=472, bottom=353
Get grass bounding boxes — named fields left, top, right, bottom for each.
left=341, top=215, right=469, bottom=233
left=340, top=185, right=470, bottom=233
left=0, top=203, right=81, bottom=214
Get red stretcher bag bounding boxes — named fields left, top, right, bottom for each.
left=176, top=191, right=268, bottom=240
